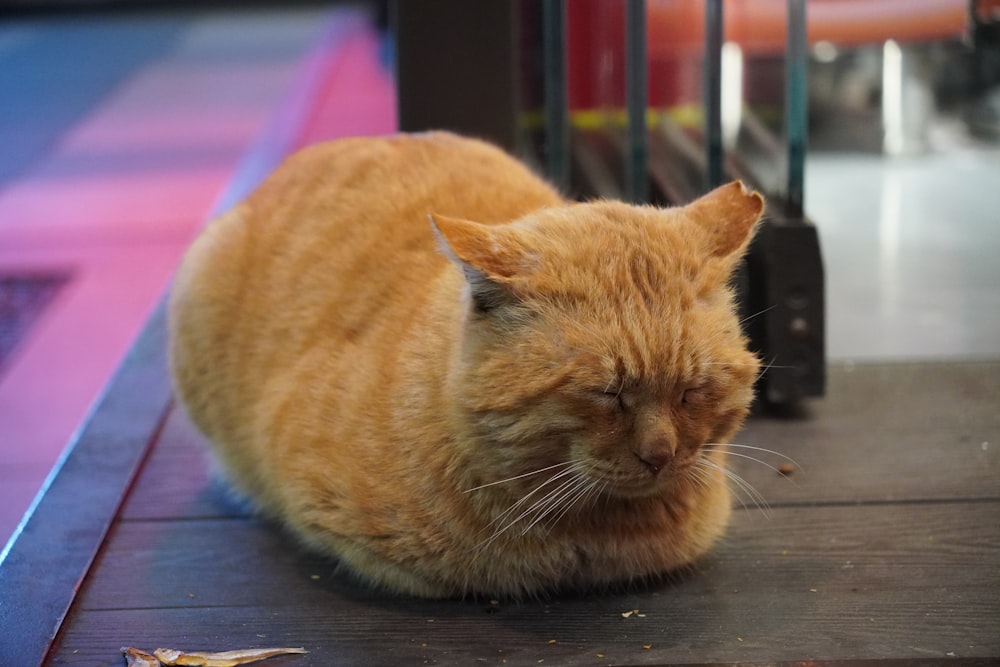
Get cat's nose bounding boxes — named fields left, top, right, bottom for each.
left=637, top=440, right=675, bottom=476
left=638, top=451, right=670, bottom=475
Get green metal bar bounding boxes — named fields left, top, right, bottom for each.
left=625, top=0, right=648, bottom=203
left=704, top=0, right=724, bottom=189
left=542, top=0, right=569, bottom=190
left=785, top=0, right=807, bottom=218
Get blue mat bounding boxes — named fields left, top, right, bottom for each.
left=0, top=12, right=188, bottom=184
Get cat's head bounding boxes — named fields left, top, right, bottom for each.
left=432, top=181, right=764, bottom=501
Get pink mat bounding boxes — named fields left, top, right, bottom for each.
left=0, top=13, right=395, bottom=548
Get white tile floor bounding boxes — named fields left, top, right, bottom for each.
left=807, top=142, right=1000, bottom=361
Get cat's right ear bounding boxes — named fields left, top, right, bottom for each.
left=428, top=214, right=523, bottom=313
left=685, top=180, right=765, bottom=262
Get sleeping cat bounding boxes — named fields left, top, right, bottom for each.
left=168, top=131, right=764, bottom=598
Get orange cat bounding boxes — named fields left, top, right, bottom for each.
left=168, top=131, right=764, bottom=598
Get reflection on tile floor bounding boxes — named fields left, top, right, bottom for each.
left=807, top=145, right=1000, bottom=360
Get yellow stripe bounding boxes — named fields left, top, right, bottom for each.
left=520, top=104, right=705, bottom=132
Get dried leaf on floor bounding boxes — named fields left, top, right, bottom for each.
left=151, top=647, right=308, bottom=667
left=121, top=647, right=161, bottom=667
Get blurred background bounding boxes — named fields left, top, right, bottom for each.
left=1, top=0, right=998, bottom=547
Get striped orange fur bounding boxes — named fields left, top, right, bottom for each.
left=168, top=132, right=764, bottom=598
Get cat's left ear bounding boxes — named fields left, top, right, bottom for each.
left=685, top=180, right=765, bottom=263
left=429, top=214, right=526, bottom=313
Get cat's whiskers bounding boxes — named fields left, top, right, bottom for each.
left=692, top=304, right=779, bottom=379
left=738, top=303, right=778, bottom=327
left=501, top=471, right=581, bottom=532
left=700, top=442, right=801, bottom=506
left=684, top=461, right=715, bottom=492
left=467, top=464, right=580, bottom=555
left=698, top=457, right=772, bottom=518
left=695, top=304, right=776, bottom=353
left=702, top=361, right=792, bottom=369
left=485, top=464, right=582, bottom=529
left=703, top=443, right=799, bottom=468
left=535, top=464, right=606, bottom=534
left=754, top=356, right=782, bottom=384
left=464, top=460, right=576, bottom=493
left=538, top=481, right=598, bottom=534
left=475, top=460, right=598, bottom=551
left=519, top=473, right=594, bottom=535
left=706, top=451, right=802, bottom=490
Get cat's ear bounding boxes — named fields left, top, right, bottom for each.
left=684, top=180, right=764, bottom=262
left=429, top=214, right=524, bottom=313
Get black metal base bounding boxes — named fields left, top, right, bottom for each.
left=739, top=217, right=826, bottom=405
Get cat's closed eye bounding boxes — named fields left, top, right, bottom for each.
left=597, top=387, right=627, bottom=411
left=681, top=385, right=711, bottom=407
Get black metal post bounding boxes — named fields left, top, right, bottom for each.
left=704, top=0, right=724, bottom=189
left=785, top=0, right=807, bottom=218
left=393, top=0, right=520, bottom=153
left=625, top=0, right=648, bottom=203
left=542, top=0, right=569, bottom=190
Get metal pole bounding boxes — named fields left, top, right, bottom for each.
left=785, top=0, right=807, bottom=218
left=704, top=0, right=724, bottom=189
left=625, top=0, right=648, bottom=203
left=542, top=0, right=569, bottom=190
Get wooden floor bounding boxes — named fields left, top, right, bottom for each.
left=2, top=301, right=997, bottom=666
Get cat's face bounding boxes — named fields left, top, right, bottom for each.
left=434, top=182, right=764, bottom=500
left=542, top=291, right=759, bottom=500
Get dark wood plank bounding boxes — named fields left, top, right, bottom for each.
left=735, top=361, right=1000, bottom=505
left=51, top=501, right=1000, bottom=665
left=123, top=361, right=1000, bottom=523
left=119, top=407, right=250, bottom=521
left=0, top=303, right=173, bottom=667
left=45, top=636, right=1000, bottom=667
left=45, top=601, right=1000, bottom=667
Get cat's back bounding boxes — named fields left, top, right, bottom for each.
left=194, top=132, right=563, bottom=315
left=219, top=132, right=563, bottom=298
left=234, top=131, right=564, bottom=344
left=251, top=131, right=561, bottom=230
left=169, top=132, right=561, bottom=455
